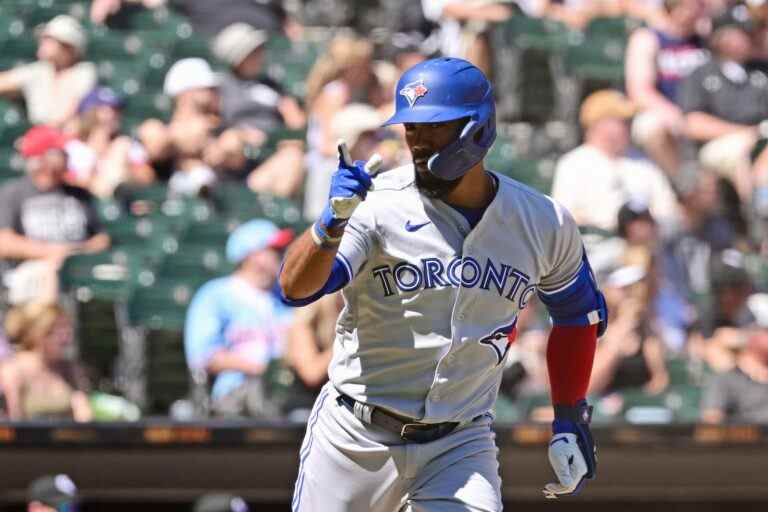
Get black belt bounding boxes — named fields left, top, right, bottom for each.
left=336, top=393, right=460, bottom=444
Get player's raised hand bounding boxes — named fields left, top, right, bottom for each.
left=543, top=400, right=597, bottom=499
left=324, top=140, right=382, bottom=223
left=313, top=140, right=382, bottom=246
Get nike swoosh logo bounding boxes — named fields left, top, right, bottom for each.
left=405, top=220, right=431, bottom=232
left=550, top=436, right=569, bottom=447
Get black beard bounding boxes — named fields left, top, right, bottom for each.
left=414, top=164, right=463, bottom=199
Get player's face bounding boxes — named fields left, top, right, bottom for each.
left=404, top=118, right=467, bottom=198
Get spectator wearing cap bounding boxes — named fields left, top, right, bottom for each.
left=0, top=15, right=96, bottom=127
left=0, top=126, right=110, bottom=281
left=679, top=5, right=768, bottom=198
left=194, top=493, right=249, bottom=512
left=701, top=300, right=768, bottom=423
left=27, top=474, right=79, bottom=512
left=625, top=0, right=709, bottom=177
left=67, top=87, right=155, bottom=196
left=212, top=22, right=306, bottom=197
left=551, top=90, right=680, bottom=232
left=184, top=219, right=294, bottom=417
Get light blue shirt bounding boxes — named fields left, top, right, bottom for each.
left=184, top=275, right=293, bottom=399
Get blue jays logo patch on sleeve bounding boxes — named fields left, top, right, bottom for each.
left=400, top=78, right=429, bottom=108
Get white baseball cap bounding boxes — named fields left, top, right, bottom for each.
left=38, top=15, right=87, bottom=54
left=213, top=23, right=268, bottom=67
left=331, top=103, right=383, bottom=148
left=163, top=58, right=219, bottom=97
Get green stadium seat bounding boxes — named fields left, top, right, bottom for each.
left=156, top=243, right=233, bottom=281
left=128, top=277, right=205, bottom=412
left=584, top=16, right=639, bottom=40
left=105, top=215, right=178, bottom=264
left=178, top=217, right=239, bottom=247
left=564, top=36, right=626, bottom=86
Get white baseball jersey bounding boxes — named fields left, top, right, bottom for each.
left=330, top=164, right=584, bottom=423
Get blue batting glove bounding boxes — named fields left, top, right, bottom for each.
left=543, top=400, right=597, bottom=499
left=316, top=142, right=379, bottom=239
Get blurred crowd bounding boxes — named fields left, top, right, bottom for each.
left=0, top=0, right=766, bottom=426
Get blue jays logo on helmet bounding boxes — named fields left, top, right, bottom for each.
left=479, top=319, right=517, bottom=365
left=400, top=78, right=429, bottom=108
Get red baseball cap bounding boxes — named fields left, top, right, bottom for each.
left=18, top=125, right=68, bottom=159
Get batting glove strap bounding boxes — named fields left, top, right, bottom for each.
left=553, top=400, right=597, bottom=480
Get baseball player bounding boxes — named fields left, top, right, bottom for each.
left=279, top=57, right=606, bottom=511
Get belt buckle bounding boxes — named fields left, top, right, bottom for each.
left=400, top=422, right=427, bottom=441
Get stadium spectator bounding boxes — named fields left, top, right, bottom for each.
left=0, top=15, right=96, bottom=127
left=679, top=5, right=768, bottom=198
left=0, top=126, right=110, bottom=303
left=420, top=0, right=512, bottom=76
left=661, top=172, right=743, bottom=306
left=66, top=87, right=155, bottom=197
left=0, top=303, right=92, bottom=421
left=194, top=492, right=250, bottom=512
left=172, top=0, right=296, bottom=39
left=701, top=323, right=768, bottom=423
left=212, top=23, right=306, bottom=196
left=588, top=250, right=670, bottom=397
left=139, top=58, right=223, bottom=195
left=617, top=200, right=699, bottom=353
left=625, top=0, right=709, bottom=176
left=184, top=220, right=294, bottom=417
left=551, top=90, right=680, bottom=232
left=27, top=474, right=79, bottom=512
left=280, top=292, right=343, bottom=414
left=90, top=0, right=166, bottom=25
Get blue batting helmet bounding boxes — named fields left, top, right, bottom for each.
left=383, top=57, right=496, bottom=181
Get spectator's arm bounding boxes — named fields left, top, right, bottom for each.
left=286, top=309, right=333, bottom=388
left=71, top=391, right=92, bottom=422
left=625, top=28, right=680, bottom=116
left=278, top=96, right=307, bottom=130
left=587, top=302, right=641, bottom=395
left=0, top=228, right=73, bottom=261
left=0, top=69, right=24, bottom=96
left=641, top=335, right=669, bottom=395
left=312, top=85, right=349, bottom=157
left=247, top=140, right=305, bottom=197
left=91, top=0, right=166, bottom=24
left=78, top=233, right=111, bottom=254
left=684, top=111, right=756, bottom=142
left=0, top=361, right=23, bottom=420
left=440, top=1, right=513, bottom=22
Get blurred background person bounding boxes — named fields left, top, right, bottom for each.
left=420, top=0, right=513, bottom=76
left=0, top=125, right=110, bottom=304
left=0, top=303, right=92, bottom=421
left=66, top=86, right=155, bottom=197
left=0, top=15, right=96, bottom=127
left=625, top=0, right=709, bottom=176
left=211, top=22, right=306, bottom=196
left=275, top=292, right=344, bottom=419
left=551, top=90, right=680, bottom=233
left=679, top=5, right=768, bottom=199
left=27, top=474, right=79, bottom=512
left=701, top=302, right=768, bottom=423
left=588, top=250, right=670, bottom=398
left=184, top=220, right=294, bottom=418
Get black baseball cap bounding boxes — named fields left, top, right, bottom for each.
left=28, top=474, right=78, bottom=509
left=617, top=199, right=655, bottom=238
left=193, top=493, right=250, bottom=512
left=711, top=5, right=754, bottom=36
